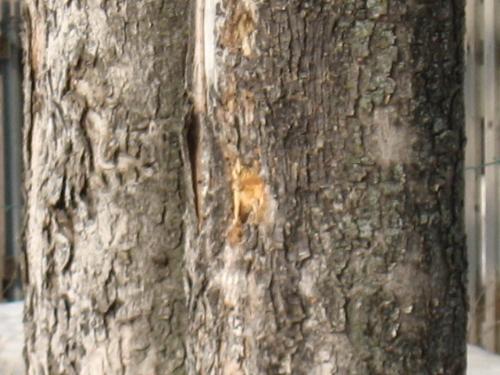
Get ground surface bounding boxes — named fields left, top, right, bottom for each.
left=0, top=302, right=24, bottom=375
left=0, top=302, right=498, bottom=374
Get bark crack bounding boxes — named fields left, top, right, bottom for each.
left=188, top=0, right=208, bottom=224
left=186, top=107, right=201, bottom=221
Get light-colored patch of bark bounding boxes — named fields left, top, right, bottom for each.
left=372, top=106, right=414, bottom=166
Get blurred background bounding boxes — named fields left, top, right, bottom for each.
left=466, top=0, right=500, bottom=354
left=0, top=0, right=22, bottom=302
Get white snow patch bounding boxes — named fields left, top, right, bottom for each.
left=0, top=302, right=24, bottom=375
left=0, top=301, right=499, bottom=374
left=467, top=344, right=500, bottom=375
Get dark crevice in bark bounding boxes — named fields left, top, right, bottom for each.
left=185, top=107, right=201, bottom=222
left=54, top=173, right=67, bottom=210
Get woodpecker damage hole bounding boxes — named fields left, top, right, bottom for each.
left=220, top=2, right=256, bottom=57
left=228, top=159, right=267, bottom=245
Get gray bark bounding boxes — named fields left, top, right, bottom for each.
left=186, top=1, right=466, bottom=374
left=23, top=1, right=189, bottom=374
left=23, top=0, right=467, bottom=375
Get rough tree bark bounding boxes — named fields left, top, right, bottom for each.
left=186, top=1, right=466, bottom=374
left=23, top=1, right=189, bottom=374
left=23, top=0, right=467, bottom=375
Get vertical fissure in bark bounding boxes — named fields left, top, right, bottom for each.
left=185, top=107, right=201, bottom=222
left=187, top=0, right=209, bottom=225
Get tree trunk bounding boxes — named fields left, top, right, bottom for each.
left=23, top=1, right=467, bottom=375
left=23, top=1, right=190, bottom=374
left=186, top=1, right=466, bottom=374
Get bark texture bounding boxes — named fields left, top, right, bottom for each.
left=23, top=1, right=190, bottom=374
left=186, top=1, right=466, bottom=374
left=23, top=0, right=466, bottom=374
